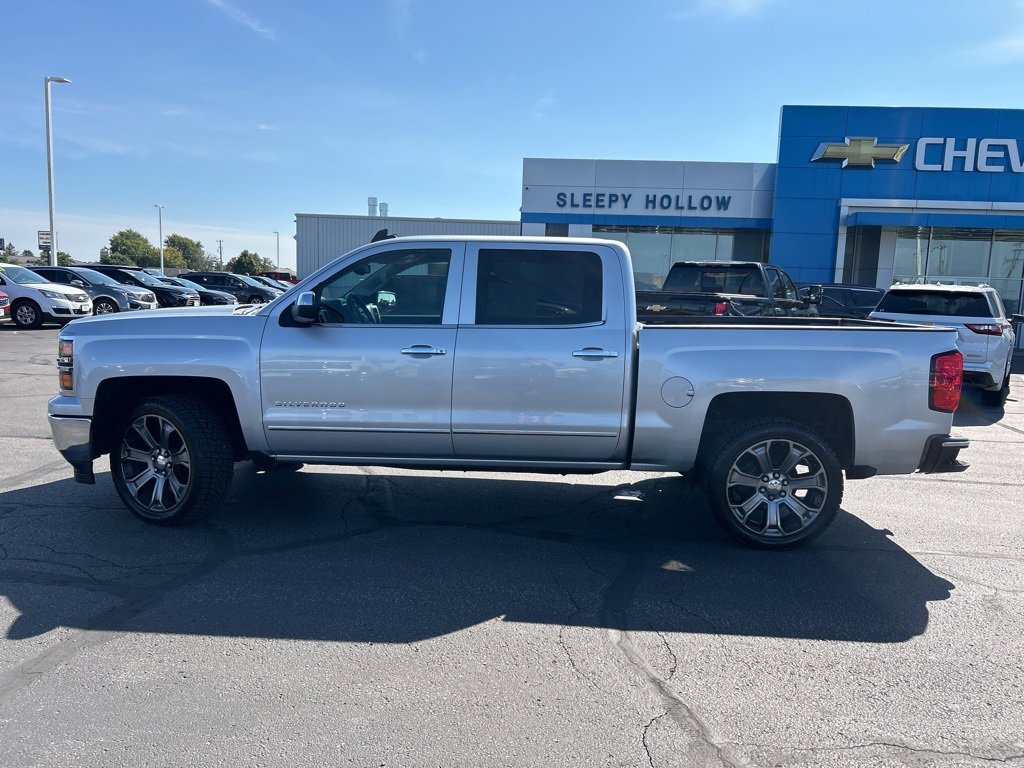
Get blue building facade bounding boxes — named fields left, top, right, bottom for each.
left=520, top=104, right=1024, bottom=317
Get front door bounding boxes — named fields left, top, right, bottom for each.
left=261, top=244, right=463, bottom=458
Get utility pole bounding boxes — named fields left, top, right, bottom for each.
left=44, top=76, right=71, bottom=267
left=273, top=231, right=280, bottom=268
left=217, top=239, right=223, bottom=268
left=154, top=204, right=165, bottom=273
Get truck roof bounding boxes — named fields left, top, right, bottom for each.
left=888, top=283, right=993, bottom=293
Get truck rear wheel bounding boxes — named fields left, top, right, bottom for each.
left=704, top=419, right=843, bottom=549
left=110, top=395, right=233, bottom=525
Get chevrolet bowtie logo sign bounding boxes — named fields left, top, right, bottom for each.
left=811, top=137, right=910, bottom=168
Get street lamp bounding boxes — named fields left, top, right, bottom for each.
left=273, top=231, right=280, bottom=268
left=44, top=76, right=71, bottom=267
left=154, top=204, right=165, bottom=273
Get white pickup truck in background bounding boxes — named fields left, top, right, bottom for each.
left=48, top=236, right=969, bottom=548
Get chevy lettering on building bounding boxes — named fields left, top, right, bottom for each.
left=555, top=191, right=732, bottom=211
left=915, top=138, right=1024, bottom=172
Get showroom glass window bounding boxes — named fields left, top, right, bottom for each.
left=592, top=226, right=770, bottom=289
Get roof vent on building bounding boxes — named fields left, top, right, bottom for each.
left=368, top=196, right=378, bottom=217
left=379, top=202, right=389, bottom=217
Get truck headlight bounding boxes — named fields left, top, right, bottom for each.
left=58, top=338, right=74, bottom=392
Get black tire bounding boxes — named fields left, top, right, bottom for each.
left=110, top=395, right=234, bottom=525
left=704, top=418, right=843, bottom=549
left=247, top=295, right=264, bottom=305
left=12, top=300, right=43, bottom=330
left=93, top=298, right=119, bottom=315
left=981, top=374, right=1010, bottom=407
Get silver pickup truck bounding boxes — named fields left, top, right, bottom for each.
left=48, top=236, right=969, bottom=548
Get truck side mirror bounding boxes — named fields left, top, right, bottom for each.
left=805, top=285, right=823, bottom=305
left=1011, top=313, right=1024, bottom=324
left=291, top=291, right=318, bottom=324
left=376, top=291, right=397, bottom=311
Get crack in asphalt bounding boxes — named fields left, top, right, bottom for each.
left=642, top=710, right=667, bottom=768
left=722, top=740, right=1024, bottom=764
left=602, top=550, right=745, bottom=768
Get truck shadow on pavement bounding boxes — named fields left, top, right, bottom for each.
left=0, top=466, right=953, bottom=645
left=953, top=386, right=1017, bottom=427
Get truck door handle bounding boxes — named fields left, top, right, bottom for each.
left=400, top=345, right=447, bottom=356
left=572, top=348, right=619, bottom=359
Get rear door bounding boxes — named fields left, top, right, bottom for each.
left=451, top=243, right=628, bottom=462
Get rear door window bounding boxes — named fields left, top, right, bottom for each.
left=475, top=249, right=602, bottom=325
left=876, top=290, right=995, bottom=317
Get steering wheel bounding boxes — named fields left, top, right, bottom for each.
left=317, top=302, right=347, bottom=324
left=346, top=294, right=378, bottom=324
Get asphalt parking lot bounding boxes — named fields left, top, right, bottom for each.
left=0, top=324, right=1022, bottom=767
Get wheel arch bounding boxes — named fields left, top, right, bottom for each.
left=92, top=376, right=248, bottom=461
left=695, top=391, right=855, bottom=470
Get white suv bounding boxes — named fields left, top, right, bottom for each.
left=0, top=263, right=93, bottom=329
left=871, top=283, right=1022, bottom=406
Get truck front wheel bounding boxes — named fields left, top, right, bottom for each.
left=705, top=419, right=843, bottom=549
left=110, top=395, right=233, bottom=525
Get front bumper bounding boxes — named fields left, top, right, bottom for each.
left=917, top=434, right=970, bottom=474
left=44, top=298, right=93, bottom=321
left=48, top=415, right=95, bottom=484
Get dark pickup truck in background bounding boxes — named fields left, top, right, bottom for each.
left=636, top=261, right=821, bottom=320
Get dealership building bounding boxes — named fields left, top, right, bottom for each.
left=297, top=105, right=1024, bottom=329
left=522, top=105, right=1024, bottom=320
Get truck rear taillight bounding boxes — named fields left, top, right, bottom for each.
left=965, top=323, right=1005, bottom=336
left=929, top=350, right=963, bottom=413
left=713, top=302, right=729, bottom=316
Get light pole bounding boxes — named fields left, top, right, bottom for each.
left=217, top=239, right=223, bottom=267
left=273, top=231, right=280, bottom=268
left=154, top=204, right=165, bottom=273
left=44, top=76, right=71, bottom=267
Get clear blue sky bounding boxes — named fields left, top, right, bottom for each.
left=3, top=0, right=1024, bottom=269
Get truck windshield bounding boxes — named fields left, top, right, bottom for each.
left=662, top=266, right=766, bottom=297
left=876, top=290, right=994, bottom=317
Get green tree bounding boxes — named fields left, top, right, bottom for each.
left=33, top=250, right=73, bottom=266
left=2, top=243, right=16, bottom=261
left=225, top=249, right=274, bottom=275
left=160, top=246, right=187, bottom=270
left=108, top=229, right=158, bottom=267
left=165, top=234, right=207, bottom=270
left=22, top=249, right=36, bottom=263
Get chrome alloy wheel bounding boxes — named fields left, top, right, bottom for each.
left=14, top=303, right=38, bottom=327
left=725, top=438, right=829, bottom=538
left=118, top=414, right=192, bottom=516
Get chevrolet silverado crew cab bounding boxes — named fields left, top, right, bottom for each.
left=48, top=236, right=969, bottom=548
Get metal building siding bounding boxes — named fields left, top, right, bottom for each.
left=296, top=214, right=521, bottom=277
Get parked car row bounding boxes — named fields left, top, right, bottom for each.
left=0, top=263, right=287, bottom=329
left=0, top=263, right=93, bottom=328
